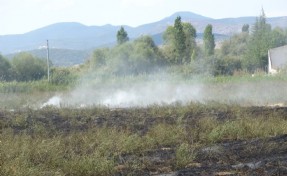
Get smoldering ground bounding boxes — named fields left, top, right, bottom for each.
left=42, top=74, right=287, bottom=108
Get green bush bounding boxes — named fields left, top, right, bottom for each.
left=212, top=56, right=242, bottom=76
left=175, top=143, right=196, bottom=168
left=0, top=55, right=12, bottom=81
left=50, top=67, right=78, bottom=85
left=11, top=52, right=47, bottom=81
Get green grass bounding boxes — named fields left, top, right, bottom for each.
left=206, top=116, right=287, bottom=142
left=1, top=104, right=287, bottom=175
left=0, top=80, right=69, bottom=93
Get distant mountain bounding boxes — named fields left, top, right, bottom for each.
left=6, top=48, right=91, bottom=67
left=0, top=22, right=119, bottom=54
left=5, top=32, right=228, bottom=67
left=1, top=11, right=287, bottom=62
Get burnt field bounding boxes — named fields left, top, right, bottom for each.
left=1, top=104, right=287, bottom=175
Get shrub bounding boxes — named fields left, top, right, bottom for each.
left=50, top=67, right=78, bottom=85
left=11, top=52, right=47, bottom=81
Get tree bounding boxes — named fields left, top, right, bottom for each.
left=220, top=33, right=249, bottom=56
left=0, top=55, right=12, bottom=81
left=203, top=24, right=215, bottom=56
left=91, top=48, right=109, bottom=68
left=183, top=23, right=197, bottom=62
left=174, top=16, right=186, bottom=64
left=50, top=67, right=77, bottom=85
left=108, top=35, right=161, bottom=75
left=244, top=8, right=273, bottom=71
left=132, top=35, right=160, bottom=64
left=163, top=26, right=177, bottom=63
left=162, top=16, right=197, bottom=64
left=242, top=24, right=249, bottom=33
left=11, top=52, right=47, bottom=81
left=117, top=26, right=129, bottom=45
left=271, top=27, right=287, bottom=48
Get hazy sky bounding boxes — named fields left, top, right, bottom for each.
left=1, top=0, right=287, bottom=35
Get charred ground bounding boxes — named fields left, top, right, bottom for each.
left=1, top=104, right=287, bottom=175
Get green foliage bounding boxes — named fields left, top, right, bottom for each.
left=11, top=52, right=47, bottom=81
left=163, top=16, right=197, bottom=65
left=146, top=124, right=186, bottom=147
left=162, top=26, right=177, bottom=63
left=242, top=24, right=250, bottom=33
left=203, top=24, right=215, bottom=56
left=108, top=42, right=133, bottom=75
left=212, top=56, right=242, bottom=76
left=174, top=16, right=187, bottom=64
left=132, top=35, right=163, bottom=66
left=117, top=26, right=129, bottom=45
left=244, top=9, right=273, bottom=71
left=90, top=48, right=109, bottom=68
left=220, top=33, right=249, bottom=57
left=175, top=143, right=196, bottom=168
left=183, top=23, right=197, bottom=62
left=207, top=116, right=287, bottom=142
left=217, top=33, right=248, bottom=75
left=270, top=27, right=287, bottom=48
left=0, top=54, right=12, bottom=81
left=219, top=9, right=287, bottom=73
left=50, top=67, right=78, bottom=85
left=90, top=35, right=162, bottom=75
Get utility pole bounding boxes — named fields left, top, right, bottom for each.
left=46, top=40, right=50, bottom=82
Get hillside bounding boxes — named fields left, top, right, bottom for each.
left=6, top=48, right=91, bottom=67
left=4, top=31, right=228, bottom=67
left=1, top=11, right=286, bottom=58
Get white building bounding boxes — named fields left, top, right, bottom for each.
left=268, top=45, right=287, bottom=74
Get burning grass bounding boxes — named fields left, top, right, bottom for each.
left=1, top=104, right=287, bottom=175
left=1, top=73, right=287, bottom=109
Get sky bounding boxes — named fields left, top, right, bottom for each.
left=0, top=0, right=287, bottom=35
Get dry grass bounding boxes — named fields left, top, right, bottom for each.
left=1, top=104, right=287, bottom=175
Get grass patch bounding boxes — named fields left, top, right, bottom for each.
left=207, top=116, right=287, bottom=143
left=1, top=104, right=287, bottom=174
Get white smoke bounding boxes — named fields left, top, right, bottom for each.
left=58, top=81, right=203, bottom=108
left=100, top=83, right=202, bottom=107
left=40, top=74, right=287, bottom=108
left=41, top=96, right=61, bottom=108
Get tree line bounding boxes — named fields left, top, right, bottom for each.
left=90, top=9, right=286, bottom=76
left=219, top=9, right=287, bottom=74
left=1, top=9, right=287, bottom=82
left=89, top=16, right=217, bottom=75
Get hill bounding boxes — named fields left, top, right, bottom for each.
left=4, top=32, right=228, bottom=67
left=6, top=48, right=91, bottom=67
left=1, top=11, right=287, bottom=64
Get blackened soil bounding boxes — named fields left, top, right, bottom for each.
left=1, top=105, right=287, bottom=175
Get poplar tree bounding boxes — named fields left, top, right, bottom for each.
left=245, top=8, right=272, bottom=71
left=117, top=26, right=129, bottom=45
left=203, top=24, right=215, bottom=56
left=174, top=16, right=186, bottom=64
left=183, top=23, right=197, bottom=62
left=163, top=16, right=198, bottom=64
